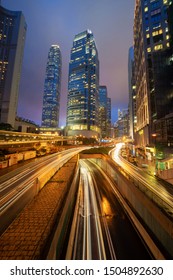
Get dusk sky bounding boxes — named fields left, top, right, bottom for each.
left=3, top=0, right=135, bottom=127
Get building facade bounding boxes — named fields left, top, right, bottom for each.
left=128, top=46, right=137, bottom=142
left=134, top=0, right=150, bottom=147
left=107, top=97, right=112, bottom=137
left=14, top=116, right=38, bottom=133
left=114, top=108, right=129, bottom=138
left=42, top=45, right=62, bottom=128
left=134, top=0, right=172, bottom=147
left=66, top=30, right=100, bottom=138
left=98, top=85, right=111, bottom=138
left=0, top=5, right=27, bottom=127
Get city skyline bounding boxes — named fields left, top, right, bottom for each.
left=2, top=0, right=135, bottom=127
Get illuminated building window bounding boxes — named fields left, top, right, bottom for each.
left=154, top=44, right=163, bottom=50
left=152, top=29, right=163, bottom=36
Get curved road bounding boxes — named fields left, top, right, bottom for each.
left=0, top=147, right=89, bottom=234
left=68, top=159, right=153, bottom=260
left=110, top=144, right=173, bottom=217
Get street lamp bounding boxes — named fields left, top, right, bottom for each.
left=151, top=133, right=158, bottom=176
left=151, top=133, right=157, bottom=157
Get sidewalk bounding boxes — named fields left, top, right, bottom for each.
left=136, top=157, right=156, bottom=176
left=0, top=156, right=78, bottom=260
left=136, top=155, right=173, bottom=185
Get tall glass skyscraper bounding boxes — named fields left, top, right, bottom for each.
left=42, top=45, right=62, bottom=128
left=66, top=30, right=100, bottom=137
left=0, top=4, right=27, bottom=127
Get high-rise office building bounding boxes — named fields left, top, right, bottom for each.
left=128, top=46, right=136, bottom=141
left=42, top=45, right=62, bottom=128
left=66, top=30, right=100, bottom=137
left=98, top=86, right=111, bottom=138
left=134, top=0, right=173, bottom=147
left=107, top=97, right=112, bottom=137
left=115, top=108, right=129, bottom=138
left=0, top=5, right=27, bottom=127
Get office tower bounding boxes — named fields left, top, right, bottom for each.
left=0, top=5, right=27, bottom=127
left=42, top=45, right=62, bottom=128
left=128, top=46, right=136, bottom=141
left=98, top=86, right=111, bottom=138
left=115, top=108, right=129, bottom=138
left=134, top=0, right=173, bottom=147
left=98, top=86, right=107, bottom=138
left=67, top=30, right=100, bottom=137
left=107, top=97, right=111, bottom=137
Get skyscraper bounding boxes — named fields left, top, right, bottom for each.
left=66, top=30, right=100, bottom=137
left=134, top=0, right=173, bottom=146
left=98, top=86, right=107, bottom=138
left=0, top=5, right=27, bottom=127
left=107, top=97, right=112, bottom=137
left=115, top=108, right=129, bottom=138
left=128, top=46, right=136, bottom=141
left=98, top=86, right=111, bottom=138
left=42, top=45, right=62, bottom=128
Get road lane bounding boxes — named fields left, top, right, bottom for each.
left=69, top=159, right=152, bottom=260
left=110, top=144, right=173, bottom=216
left=0, top=147, right=89, bottom=234
left=75, top=160, right=106, bottom=260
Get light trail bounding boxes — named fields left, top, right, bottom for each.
left=80, top=161, right=106, bottom=259
left=71, top=159, right=116, bottom=260
left=110, top=143, right=173, bottom=216
left=0, top=147, right=90, bottom=232
left=88, top=158, right=165, bottom=260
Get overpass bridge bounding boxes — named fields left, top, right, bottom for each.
left=0, top=130, right=76, bottom=148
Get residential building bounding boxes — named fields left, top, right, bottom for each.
left=42, top=45, right=62, bottom=128
left=134, top=0, right=173, bottom=147
left=0, top=4, right=27, bottom=127
left=66, top=30, right=100, bottom=138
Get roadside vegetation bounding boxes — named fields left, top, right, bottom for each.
left=81, top=146, right=113, bottom=155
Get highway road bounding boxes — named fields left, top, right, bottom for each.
left=0, top=144, right=168, bottom=259
left=110, top=143, right=173, bottom=218
left=67, top=158, right=153, bottom=260
left=0, top=147, right=89, bottom=234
